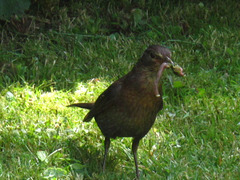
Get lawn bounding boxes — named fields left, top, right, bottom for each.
left=0, top=1, right=239, bottom=179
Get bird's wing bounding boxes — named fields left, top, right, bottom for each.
left=83, top=79, right=123, bottom=122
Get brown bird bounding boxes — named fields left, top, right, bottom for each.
left=68, top=45, right=184, bottom=179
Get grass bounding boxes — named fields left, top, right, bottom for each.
left=0, top=0, right=240, bottom=179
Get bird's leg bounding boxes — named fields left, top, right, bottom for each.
left=132, top=138, right=141, bottom=179
left=102, top=136, right=110, bottom=172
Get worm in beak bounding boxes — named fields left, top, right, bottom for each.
left=154, top=58, right=184, bottom=97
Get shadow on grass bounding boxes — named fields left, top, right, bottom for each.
left=64, top=137, right=134, bottom=179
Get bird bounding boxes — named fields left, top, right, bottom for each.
left=68, top=45, right=184, bottom=179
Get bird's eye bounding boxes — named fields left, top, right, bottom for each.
left=150, top=53, right=156, bottom=59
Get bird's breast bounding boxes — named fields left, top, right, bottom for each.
left=95, top=71, right=164, bottom=138
left=112, top=83, right=163, bottom=137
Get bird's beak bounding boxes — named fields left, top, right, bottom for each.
left=166, top=57, right=174, bottom=66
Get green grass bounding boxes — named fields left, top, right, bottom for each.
left=0, top=1, right=240, bottom=179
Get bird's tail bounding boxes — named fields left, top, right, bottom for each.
left=67, top=103, right=94, bottom=110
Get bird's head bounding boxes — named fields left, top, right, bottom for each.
left=144, top=45, right=172, bottom=64
left=140, top=45, right=184, bottom=97
left=142, top=45, right=184, bottom=75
